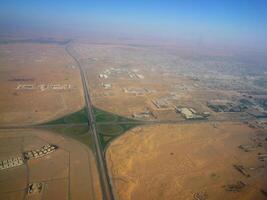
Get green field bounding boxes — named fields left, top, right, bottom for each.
left=94, top=107, right=137, bottom=123
left=44, top=108, right=88, bottom=125
left=97, top=123, right=138, bottom=150
left=43, top=107, right=143, bottom=150
left=47, top=125, right=93, bottom=148
left=93, top=107, right=141, bottom=149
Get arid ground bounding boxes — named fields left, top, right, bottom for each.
left=0, top=128, right=102, bottom=200
left=107, top=122, right=267, bottom=200
left=0, top=43, right=84, bottom=125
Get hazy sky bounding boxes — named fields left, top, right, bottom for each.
left=1, top=0, right=267, bottom=49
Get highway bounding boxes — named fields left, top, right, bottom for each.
left=0, top=41, right=256, bottom=200
left=65, top=44, right=114, bottom=200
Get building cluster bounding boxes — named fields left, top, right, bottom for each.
left=132, top=108, right=156, bottom=120
left=207, top=100, right=246, bottom=113
left=99, top=67, right=145, bottom=80
left=127, top=72, right=144, bottom=79
left=152, top=99, right=172, bottom=110
left=229, top=130, right=267, bottom=194
left=207, top=97, right=267, bottom=119
left=123, top=88, right=154, bottom=96
left=238, top=144, right=258, bottom=152
left=151, top=94, right=180, bottom=110
left=193, top=191, right=208, bottom=200
left=102, top=83, right=112, bottom=89
left=23, top=144, right=58, bottom=160
left=223, top=181, right=246, bottom=192
left=28, top=182, right=43, bottom=195
left=245, top=119, right=267, bottom=130
left=99, top=74, right=108, bottom=79
left=258, top=153, right=267, bottom=162
left=16, top=84, right=73, bottom=91
left=0, top=156, right=24, bottom=170
left=0, top=144, right=58, bottom=171
left=175, top=107, right=209, bottom=120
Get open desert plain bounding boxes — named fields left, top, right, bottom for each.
left=0, top=128, right=102, bottom=200
left=106, top=123, right=267, bottom=200
left=0, top=42, right=84, bottom=125
left=1, top=1, right=267, bottom=200
left=0, top=39, right=104, bottom=200
left=1, top=38, right=267, bottom=200
left=71, top=42, right=267, bottom=200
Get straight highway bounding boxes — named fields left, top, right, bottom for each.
left=65, top=44, right=114, bottom=200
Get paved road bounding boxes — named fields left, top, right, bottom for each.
left=65, top=44, right=114, bottom=200
left=0, top=41, right=257, bottom=199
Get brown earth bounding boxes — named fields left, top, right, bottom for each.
left=106, top=122, right=267, bottom=200
left=0, top=128, right=102, bottom=200
left=72, top=43, right=251, bottom=122
left=0, top=43, right=84, bottom=125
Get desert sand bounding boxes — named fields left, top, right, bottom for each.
left=0, top=43, right=84, bottom=125
left=107, top=122, right=267, bottom=200
left=0, top=128, right=102, bottom=200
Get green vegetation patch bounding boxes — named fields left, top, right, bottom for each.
left=47, top=125, right=93, bottom=148
left=97, top=124, right=123, bottom=136
left=97, top=123, right=140, bottom=150
left=93, top=107, right=137, bottom=123
left=44, top=108, right=88, bottom=125
left=93, top=107, right=142, bottom=149
left=43, top=106, right=143, bottom=150
left=96, top=113, right=117, bottom=122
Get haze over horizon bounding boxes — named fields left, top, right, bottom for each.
left=1, top=0, right=267, bottom=51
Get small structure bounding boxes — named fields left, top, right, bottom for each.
left=258, top=153, right=267, bottom=161
left=123, top=88, right=149, bottom=95
left=238, top=144, right=258, bottom=152
left=193, top=191, right=208, bottom=200
left=233, top=164, right=250, bottom=177
left=24, top=144, right=58, bottom=160
left=102, top=83, right=112, bottom=89
left=176, top=107, right=204, bottom=120
left=202, top=112, right=211, bottom=117
left=0, top=156, right=24, bottom=170
left=28, top=182, right=43, bottom=195
left=16, top=84, right=34, bottom=90
left=99, top=74, right=108, bottom=79
left=223, top=181, right=246, bottom=192
left=50, top=84, right=71, bottom=90
left=132, top=109, right=155, bottom=119
left=136, top=74, right=144, bottom=79
left=207, top=100, right=247, bottom=113
left=152, top=99, right=172, bottom=110
left=17, top=84, right=73, bottom=91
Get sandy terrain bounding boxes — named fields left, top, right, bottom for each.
left=106, top=122, right=267, bottom=200
left=0, top=43, right=84, bottom=125
left=0, top=128, right=102, bottom=200
left=71, top=43, right=254, bottom=122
